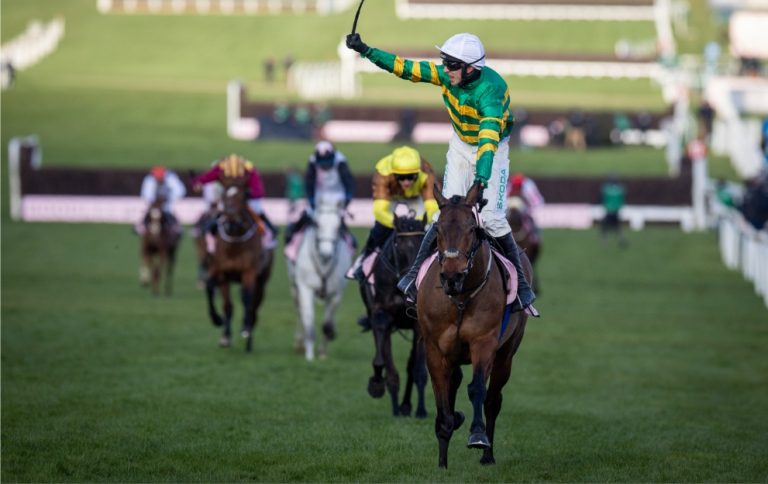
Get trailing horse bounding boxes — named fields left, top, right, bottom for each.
left=286, top=197, right=353, bottom=361
left=205, top=178, right=273, bottom=352
left=506, top=196, right=541, bottom=293
left=140, top=193, right=180, bottom=296
left=359, top=213, right=429, bottom=418
left=416, top=182, right=532, bottom=468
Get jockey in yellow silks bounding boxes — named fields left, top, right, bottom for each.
left=349, top=146, right=438, bottom=281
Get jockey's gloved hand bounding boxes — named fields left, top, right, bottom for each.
left=473, top=175, right=489, bottom=189
left=346, top=34, right=369, bottom=54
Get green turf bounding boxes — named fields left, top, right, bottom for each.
left=2, top=220, right=766, bottom=481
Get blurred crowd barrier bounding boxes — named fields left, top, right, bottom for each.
left=718, top=206, right=768, bottom=309
left=97, top=0, right=356, bottom=15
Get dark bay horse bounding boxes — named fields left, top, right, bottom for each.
left=506, top=196, right=541, bottom=292
left=417, top=182, right=531, bottom=468
left=361, top=213, right=429, bottom=418
left=140, top=192, right=180, bottom=296
left=205, top=178, right=273, bottom=352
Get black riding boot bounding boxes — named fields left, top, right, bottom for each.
left=495, top=232, right=536, bottom=312
left=284, top=211, right=310, bottom=245
left=396, top=224, right=437, bottom=301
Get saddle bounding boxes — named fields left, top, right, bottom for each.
left=414, top=249, right=537, bottom=319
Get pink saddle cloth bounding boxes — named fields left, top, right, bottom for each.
left=415, top=249, right=518, bottom=306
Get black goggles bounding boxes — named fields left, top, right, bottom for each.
left=395, top=173, right=418, bottom=182
left=442, top=58, right=464, bottom=71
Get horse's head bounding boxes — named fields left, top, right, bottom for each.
left=312, top=198, right=345, bottom=261
left=433, top=182, right=484, bottom=295
left=218, top=178, right=253, bottom=239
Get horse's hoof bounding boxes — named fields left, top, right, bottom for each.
left=240, top=330, right=251, bottom=338
left=453, top=411, right=465, bottom=431
left=467, top=432, right=490, bottom=449
left=211, top=316, right=223, bottom=328
left=399, top=403, right=412, bottom=417
left=293, top=342, right=305, bottom=354
left=415, top=408, right=428, bottom=419
left=322, top=323, right=336, bottom=341
left=480, top=454, right=496, bottom=466
left=367, top=377, right=385, bottom=398
left=219, top=336, right=231, bottom=348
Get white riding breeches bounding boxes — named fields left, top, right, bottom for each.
left=442, top=133, right=512, bottom=237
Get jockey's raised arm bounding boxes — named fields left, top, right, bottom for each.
left=347, top=32, right=536, bottom=314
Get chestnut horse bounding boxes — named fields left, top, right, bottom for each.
left=506, top=196, right=541, bottom=293
left=417, top=182, right=531, bottom=468
left=361, top=213, right=429, bottom=418
left=140, top=192, right=180, bottom=296
left=205, top=178, right=273, bottom=352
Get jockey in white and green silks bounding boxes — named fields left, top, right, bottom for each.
left=346, top=32, right=536, bottom=313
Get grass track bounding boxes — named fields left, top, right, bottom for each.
left=2, top=221, right=766, bottom=482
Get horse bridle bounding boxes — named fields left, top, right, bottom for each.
left=216, top=210, right=258, bottom=243
left=436, top=220, right=494, bottom=326
left=376, top=228, right=425, bottom=280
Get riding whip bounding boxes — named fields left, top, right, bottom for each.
left=351, top=0, right=366, bottom=34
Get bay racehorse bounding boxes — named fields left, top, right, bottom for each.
left=205, top=178, right=273, bottom=352
left=140, top=191, right=180, bottom=296
left=360, top=213, right=429, bottom=418
left=417, top=182, right=531, bottom=468
left=506, top=196, right=541, bottom=292
left=287, top=197, right=353, bottom=361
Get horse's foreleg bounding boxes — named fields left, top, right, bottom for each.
left=220, top=281, right=233, bottom=348
left=368, top=311, right=388, bottom=399
left=205, top=276, right=224, bottom=328
left=241, top=271, right=257, bottom=353
left=400, top=342, right=416, bottom=417
left=481, top=319, right=527, bottom=465
left=381, top=329, right=401, bottom=417
left=151, top=256, right=161, bottom=296
left=412, top=335, right=429, bottom=419
left=296, top=283, right=316, bottom=361
left=319, top=288, right=342, bottom=355
left=425, top=343, right=461, bottom=469
left=467, top=337, right=497, bottom=450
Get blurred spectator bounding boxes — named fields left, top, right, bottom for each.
left=600, top=175, right=627, bottom=248
left=698, top=101, right=715, bottom=142
left=740, top=171, right=768, bottom=230
left=761, top=117, right=768, bottom=167
left=264, top=57, right=275, bottom=83
left=715, top=179, right=735, bottom=208
left=703, top=41, right=721, bottom=76
left=548, top=117, right=566, bottom=148
left=1, top=61, right=16, bottom=89
left=611, top=112, right=632, bottom=144
left=635, top=111, right=653, bottom=132
left=273, top=103, right=290, bottom=124
left=283, top=55, right=295, bottom=80
left=285, top=166, right=305, bottom=220
left=566, top=110, right=587, bottom=151
left=739, top=57, right=762, bottom=77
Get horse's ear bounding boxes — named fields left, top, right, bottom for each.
left=434, top=183, right=447, bottom=208
left=466, top=181, right=483, bottom=207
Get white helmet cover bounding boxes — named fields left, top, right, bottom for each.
left=436, top=33, right=486, bottom=69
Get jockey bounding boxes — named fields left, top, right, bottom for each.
left=284, top=140, right=356, bottom=245
left=507, top=172, right=545, bottom=213
left=191, top=154, right=278, bottom=238
left=349, top=146, right=438, bottom=281
left=346, top=32, right=536, bottom=313
left=138, top=165, right=185, bottom=235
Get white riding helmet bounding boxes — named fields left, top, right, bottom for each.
left=436, top=33, right=486, bottom=69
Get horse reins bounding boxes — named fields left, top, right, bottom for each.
left=216, top=214, right=258, bottom=243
